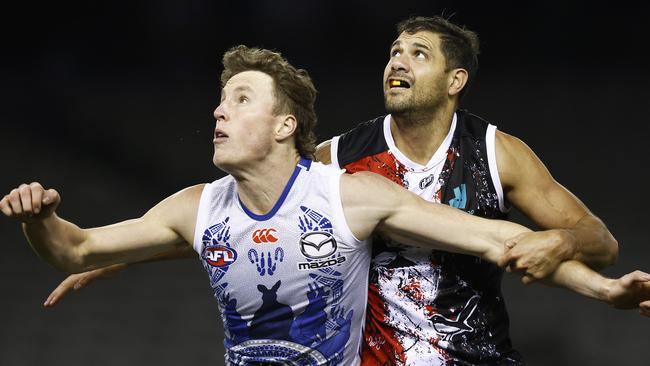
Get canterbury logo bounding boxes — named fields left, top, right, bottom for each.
left=252, top=229, right=278, bottom=243
left=300, top=231, right=337, bottom=259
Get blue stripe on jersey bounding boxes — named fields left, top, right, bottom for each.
left=239, top=158, right=312, bottom=221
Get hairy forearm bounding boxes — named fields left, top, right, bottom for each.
left=564, top=214, right=618, bottom=269
left=22, top=214, right=88, bottom=272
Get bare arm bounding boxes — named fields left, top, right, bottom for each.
left=43, top=245, right=197, bottom=307
left=341, top=172, right=650, bottom=313
left=1, top=182, right=202, bottom=273
left=496, top=131, right=618, bottom=277
left=341, top=172, right=529, bottom=263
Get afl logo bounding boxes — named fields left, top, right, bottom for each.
left=203, top=245, right=238, bottom=267
left=300, top=231, right=337, bottom=259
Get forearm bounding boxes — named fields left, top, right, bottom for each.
left=540, top=259, right=613, bottom=303
left=128, top=245, right=196, bottom=266
left=562, top=214, right=618, bottom=269
left=386, top=198, right=531, bottom=260
left=22, top=214, right=88, bottom=272
left=83, top=246, right=196, bottom=275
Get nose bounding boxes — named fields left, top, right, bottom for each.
left=213, top=103, right=227, bottom=123
left=390, top=54, right=409, bottom=73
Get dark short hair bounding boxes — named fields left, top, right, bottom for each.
left=220, top=45, right=318, bottom=159
left=397, top=16, right=480, bottom=98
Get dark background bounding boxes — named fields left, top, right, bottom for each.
left=1, top=1, right=649, bottom=365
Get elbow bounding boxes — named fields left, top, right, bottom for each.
left=590, top=234, right=618, bottom=270
left=604, top=235, right=619, bottom=267
left=50, top=242, right=90, bottom=273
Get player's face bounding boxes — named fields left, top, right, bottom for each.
left=383, top=31, right=450, bottom=115
left=212, top=70, right=279, bottom=172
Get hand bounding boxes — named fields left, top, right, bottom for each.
left=498, top=230, right=576, bottom=284
left=0, top=182, right=60, bottom=223
left=43, top=264, right=127, bottom=307
left=606, top=270, right=650, bottom=316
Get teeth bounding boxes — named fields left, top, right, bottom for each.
left=390, top=80, right=409, bottom=88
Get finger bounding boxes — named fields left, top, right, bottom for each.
left=527, top=264, right=552, bottom=281
left=18, top=184, right=33, bottom=214
left=42, top=188, right=59, bottom=206
left=640, top=301, right=650, bottom=317
left=8, top=189, right=23, bottom=215
left=0, top=196, right=13, bottom=216
left=631, top=270, right=650, bottom=282
left=514, top=258, right=529, bottom=272
left=521, top=274, right=536, bottom=285
left=498, top=252, right=515, bottom=268
left=620, top=271, right=650, bottom=287
left=504, top=238, right=517, bottom=249
left=30, top=183, right=44, bottom=215
left=641, top=308, right=650, bottom=317
left=44, top=275, right=79, bottom=307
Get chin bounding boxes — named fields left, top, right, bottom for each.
left=384, top=99, right=412, bottom=115
left=212, top=153, right=233, bottom=173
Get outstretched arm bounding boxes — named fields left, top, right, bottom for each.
left=341, top=172, right=529, bottom=263
left=341, top=172, right=650, bottom=314
left=44, top=246, right=197, bottom=307
left=496, top=131, right=618, bottom=279
left=1, top=182, right=202, bottom=273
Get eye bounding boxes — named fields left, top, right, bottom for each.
left=391, top=49, right=401, bottom=57
left=239, top=95, right=249, bottom=104
left=415, top=51, right=426, bottom=60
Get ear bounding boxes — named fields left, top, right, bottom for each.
left=448, top=68, right=469, bottom=97
left=274, top=114, right=298, bottom=142
left=272, top=280, right=281, bottom=291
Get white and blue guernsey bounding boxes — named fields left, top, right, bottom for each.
left=193, top=158, right=370, bottom=365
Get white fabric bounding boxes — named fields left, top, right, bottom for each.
left=194, top=161, right=368, bottom=366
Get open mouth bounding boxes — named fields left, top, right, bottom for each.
left=214, top=129, right=229, bottom=143
left=389, top=79, right=411, bottom=89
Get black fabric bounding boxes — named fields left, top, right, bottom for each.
left=337, top=110, right=524, bottom=365
left=336, top=116, right=388, bottom=168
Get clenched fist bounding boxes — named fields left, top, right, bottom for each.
left=0, top=182, right=60, bottom=223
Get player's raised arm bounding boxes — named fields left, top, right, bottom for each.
left=0, top=182, right=203, bottom=273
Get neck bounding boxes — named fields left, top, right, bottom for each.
left=390, top=102, right=457, bottom=165
left=233, top=151, right=302, bottom=215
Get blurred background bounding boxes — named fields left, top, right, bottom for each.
left=1, top=1, right=648, bottom=365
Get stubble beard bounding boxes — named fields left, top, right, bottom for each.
left=384, top=88, right=445, bottom=126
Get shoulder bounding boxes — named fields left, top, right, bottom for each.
left=145, top=184, right=207, bottom=223
left=335, top=116, right=388, bottom=167
left=495, top=129, right=549, bottom=190
left=166, top=184, right=207, bottom=206
left=495, top=130, right=536, bottom=165
left=456, top=109, right=493, bottom=137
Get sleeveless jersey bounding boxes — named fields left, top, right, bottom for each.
left=331, top=111, right=524, bottom=365
left=193, top=159, right=370, bottom=365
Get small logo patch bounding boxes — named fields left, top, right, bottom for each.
left=419, top=174, right=435, bottom=190
left=299, top=231, right=337, bottom=259
left=203, top=245, right=238, bottom=267
left=252, top=228, right=278, bottom=243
